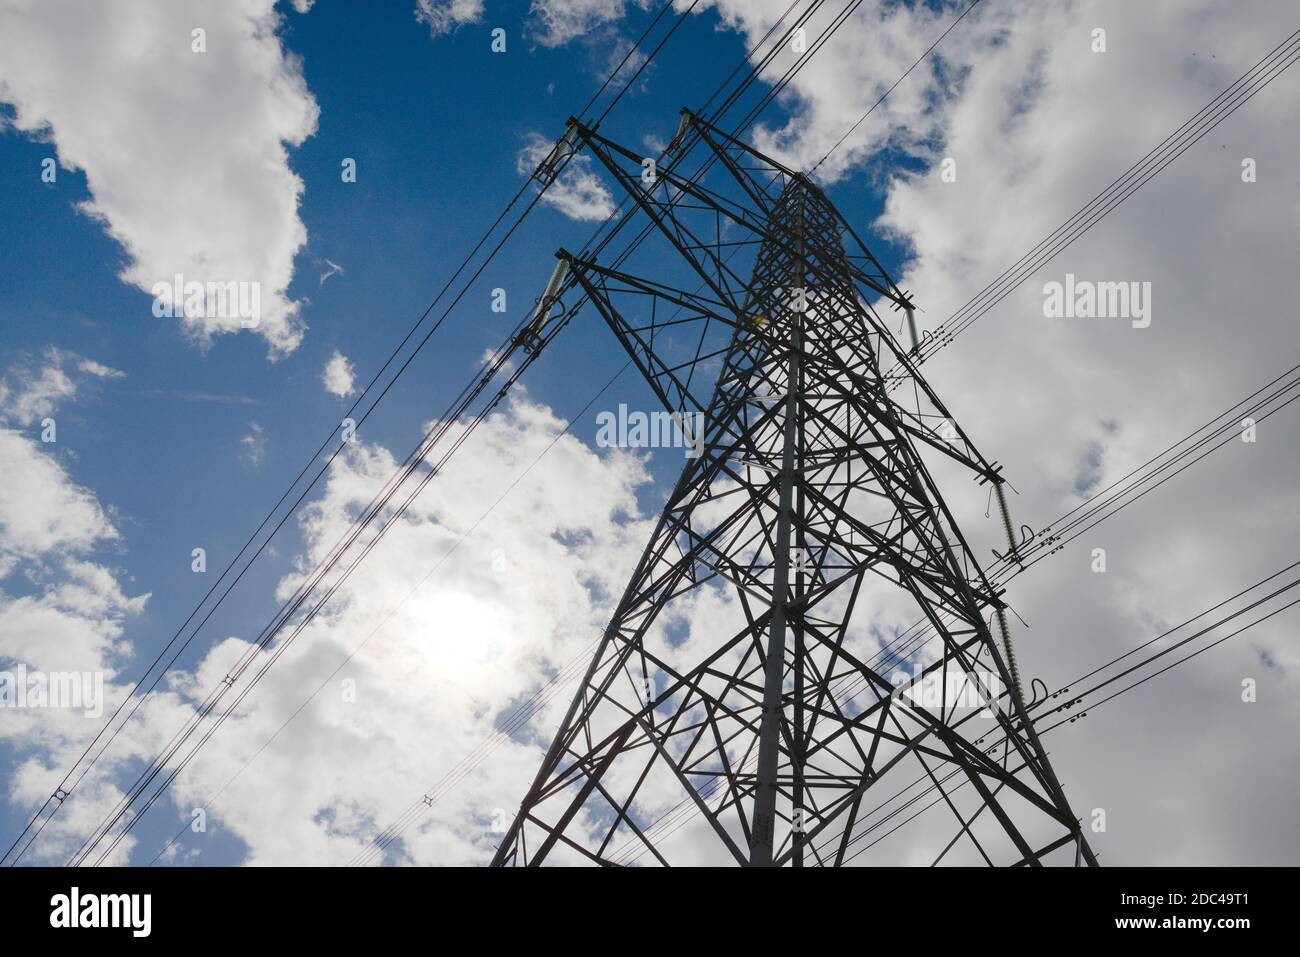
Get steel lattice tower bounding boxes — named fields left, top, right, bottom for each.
left=493, top=110, right=1097, bottom=866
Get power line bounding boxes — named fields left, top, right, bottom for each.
left=608, top=360, right=1300, bottom=863
left=901, top=27, right=1300, bottom=372
left=69, top=0, right=823, bottom=868
left=810, top=0, right=984, bottom=173
left=831, top=567, right=1300, bottom=864
left=140, top=0, right=826, bottom=869
left=6, top=0, right=696, bottom=868
left=147, top=359, right=632, bottom=866
left=349, top=0, right=891, bottom=866
left=629, top=559, right=1300, bottom=866
left=873, top=364, right=1300, bottom=674
left=344, top=11, right=1300, bottom=867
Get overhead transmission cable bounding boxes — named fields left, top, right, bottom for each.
left=826, top=565, right=1300, bottom=865
left=6, top=0, right=697, bottom=868
left=627, top=560, right=1300, bottom=865
left=360, top=0, right=1029, bottom=866
left=347, top=0, right=850, bottom=866
left=519, top=21, right=1300, bottom=865
left=610, top=368, right=1300, bottom=861
left=147, top=359, right=632, bottom=866
left=867, top=361, right=1300, bottom=677
left=889, top=26, right=1300, bottom=379
left=141, top=0, right=822, bottom=869
left=68, top=0, right=711, bottom=863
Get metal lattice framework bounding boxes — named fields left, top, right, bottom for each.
left=492, top=111, right=1097, bottom=866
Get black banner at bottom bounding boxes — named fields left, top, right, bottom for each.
left=0, top=865, right=1281, bottom=942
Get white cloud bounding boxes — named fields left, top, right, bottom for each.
left=415, top=0, right=485, bottom=36
left=321, top=350, right=356, bottom=398
left=75, top=358, right=125, bottom=381
left=0, top=0, right=319, bottom=357
left=407, top=0, right=1300, bottom=864
left=151, top=394, right=655, bottom=864
left=0, top=431, right=118, bottom=576
left=688, top=0, right=979, bottom=182
left=0, top=559, right=148, bottom=679
left=517, top=131, right=617, bottom=222
left=240, top=422, right=267, bottom=467
left=0, top=350, right=125, bottom=571
left=6, top=1, right=1300, bottom=868
left=0, top=350, right=165, bottom=865
left=815, top=0, right=1300, bottom=863
left=318, top=258, right=344, bottom=286
left=0, top=348, right=123, bottom=428
left=528, top=0, right=629, bottom=48
left=0, top=547, right=166, bottom=866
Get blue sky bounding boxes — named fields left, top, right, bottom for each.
left=0, top=2, right=907, bottom=688
left=3, top=0, right=1300, bottom=866
left=2, top=14, right=713, bottom=642
left=1, top=0, right=876, bottom=864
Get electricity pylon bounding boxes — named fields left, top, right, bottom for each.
left=492, top=110, right=1097, bottom=866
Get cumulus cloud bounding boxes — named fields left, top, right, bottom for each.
left=449, top=0, right=1300, bottom=863
left=0, top=0, right=320, bottom=357
left=321, top=350, right=356, bottom=399
left=146, top=394, right=655, bottom=865
left=0, top=350, right=125, bottom=569
left=517, top=131, right=617, bottom=222
left=824, top=0, right=1300, bottom=863
left=528, top=0, right=631, bottom=48
left=0, top=431, right=117, bottom=577
left=0, top=350, right=165, bottom=864
left=7, top=0, right=1300, bottom=868
left=415, top=0, right=485, bottom=36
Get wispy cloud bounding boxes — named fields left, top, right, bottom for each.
left=0, top=348, right=124, bottom=426
left=240, top=422, right=267, bottom=467
left=136, top=389, right=258, bottom=406
left=318, top=259, right=344, bottom=287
